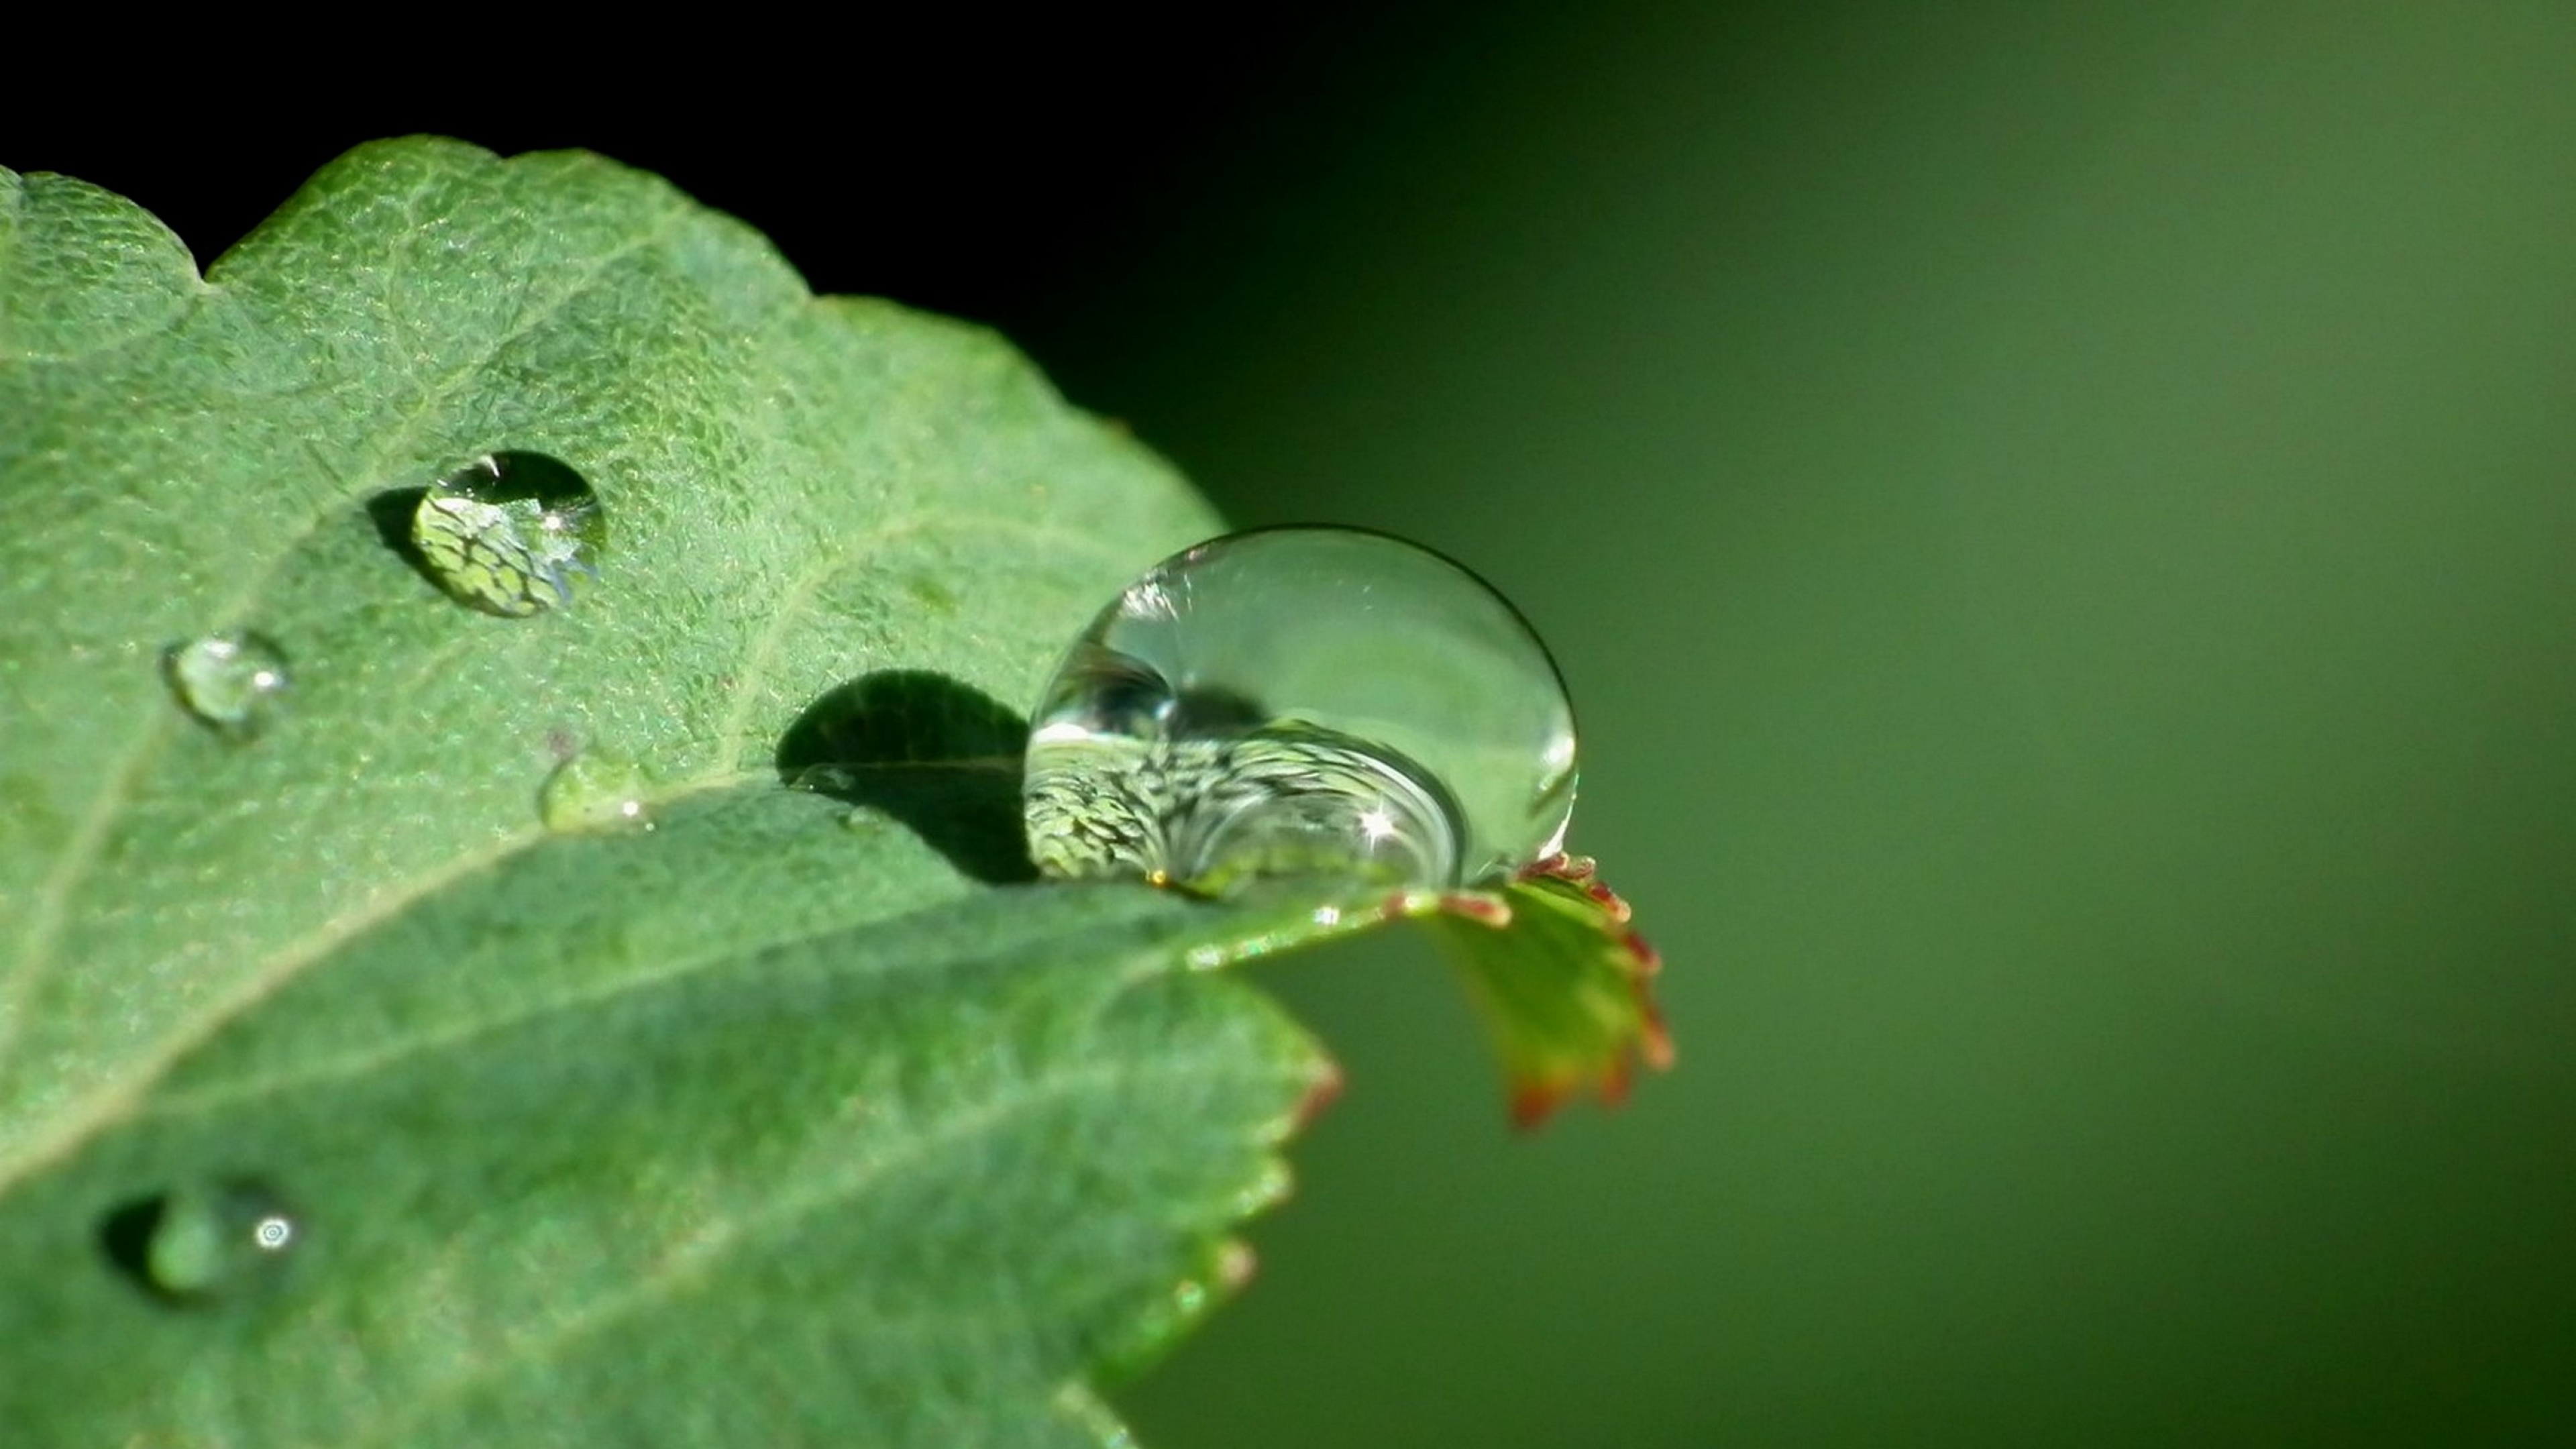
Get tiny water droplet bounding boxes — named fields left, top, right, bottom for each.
left=539, top=749, right=653, bottom=833
left=1024, top=527, right=1578, bottom=893
left=121, top=1179, right=300, bottom=1304
left=162, top=632, right=290, bottom=737
left=411, top=451, right=604, bottom=616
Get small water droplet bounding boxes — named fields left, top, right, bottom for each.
left=410, top=451, right=604, bottom=616
left=162, top=632, right=290, bottom=737
left=1024, top=527, right=1578, bottom=892
left=111, top=1179, right=301, bottom=1305
left=539, top=749, right=653, bottom=833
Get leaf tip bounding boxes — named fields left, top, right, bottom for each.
left=1423, top=853, right=1675, bottom=1129
left=1291, top=1058, right=1347, bottom=1132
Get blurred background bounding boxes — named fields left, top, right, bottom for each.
left=14, top=3, right=2575, bottom=1442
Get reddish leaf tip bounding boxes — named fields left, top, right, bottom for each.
left=1509, top=1080, right=1574, bottom=1130
left=1215, top=1239, right=1258, bottom=1293
left=1641, top=1009, right=1677, bottom=1073
left=1292, top=1061, right=1346, bottom=1130
left=1520, top=853, right=1635, bottom=924
left=1433, top=889, right=1514, bottom=928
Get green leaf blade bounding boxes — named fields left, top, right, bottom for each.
left=0, top=139, right=1306, bottom=1447
left=0, top=789, right=1328, bottom=1448
left=0, top=135, right=1661, bottom=1446
left=0, top=138, right=1215, bottom=1185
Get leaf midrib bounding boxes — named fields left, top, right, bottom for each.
left=0, top=200, right=712, bottom=1180
left=0, top=767, right=774, bottom=1197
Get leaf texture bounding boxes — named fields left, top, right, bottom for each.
left=0, top=140, right=1322, bottom=1447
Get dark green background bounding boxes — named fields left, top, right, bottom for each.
left=1055, top=6, right=2576, bottom=1446
left=17, top=4, right=2575, bottom=1444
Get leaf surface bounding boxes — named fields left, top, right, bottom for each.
left=0, top=141, right=1320, bottom=1446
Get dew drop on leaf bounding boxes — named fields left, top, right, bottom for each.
left=124, top=1179, right=300, bottom=1305
left=162, top=631, right=290, bottom=737
left=1023, top=527, right=1578, bottom=893
left=539, top=748, right=653, bottom=833
left=409, top=451, right=605, bottom=616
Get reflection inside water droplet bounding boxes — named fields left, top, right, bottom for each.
left=410, top=451, right=604, bottom=616
left=539, top=748, right=653, bottom=833
left=1023, top=527, right=1578, bottom=893
left=163, top=632, right=290, bottom=737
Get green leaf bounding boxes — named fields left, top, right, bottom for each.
left=1424, top=857, right=1674, bottom=1128
left=4, top=784, right=1342, bottom=1445
left=1191, top=859, right=1674, bottom=1132
left=0, top=138, right=1670, bottom=1446
left=0, top=140, right=1328, bottom=1446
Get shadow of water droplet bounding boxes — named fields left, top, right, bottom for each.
left=97, top=1193, right=166, bottom=1293
left=364, top=486, right=433, bottom=574
left=776, top=671, right=1037, bottom=885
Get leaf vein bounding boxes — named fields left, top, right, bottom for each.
left=712, top=511, right=1134, bottom=775
left=360, top=1051, right=1175, bottom=1448
left=0, top=768, right=767, bottom=1196
left=0, top=202, right=690, bottom=1127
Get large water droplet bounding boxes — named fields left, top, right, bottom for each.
left=539, top=748, right=653, bottom=833
left=1024, top=527, right=1578, bottom=892
left=117, top=1179, right=300, bottom=1305
left=410, top=451, right=604, bottom=616
left=163, top=632, right=289, bottom=737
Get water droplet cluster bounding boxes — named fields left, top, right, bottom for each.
left=1024, top=527, right=1577, bottom=893
left=158, top=451, right=623, bottom=831
left=411, top=451, right=604, bottom=616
